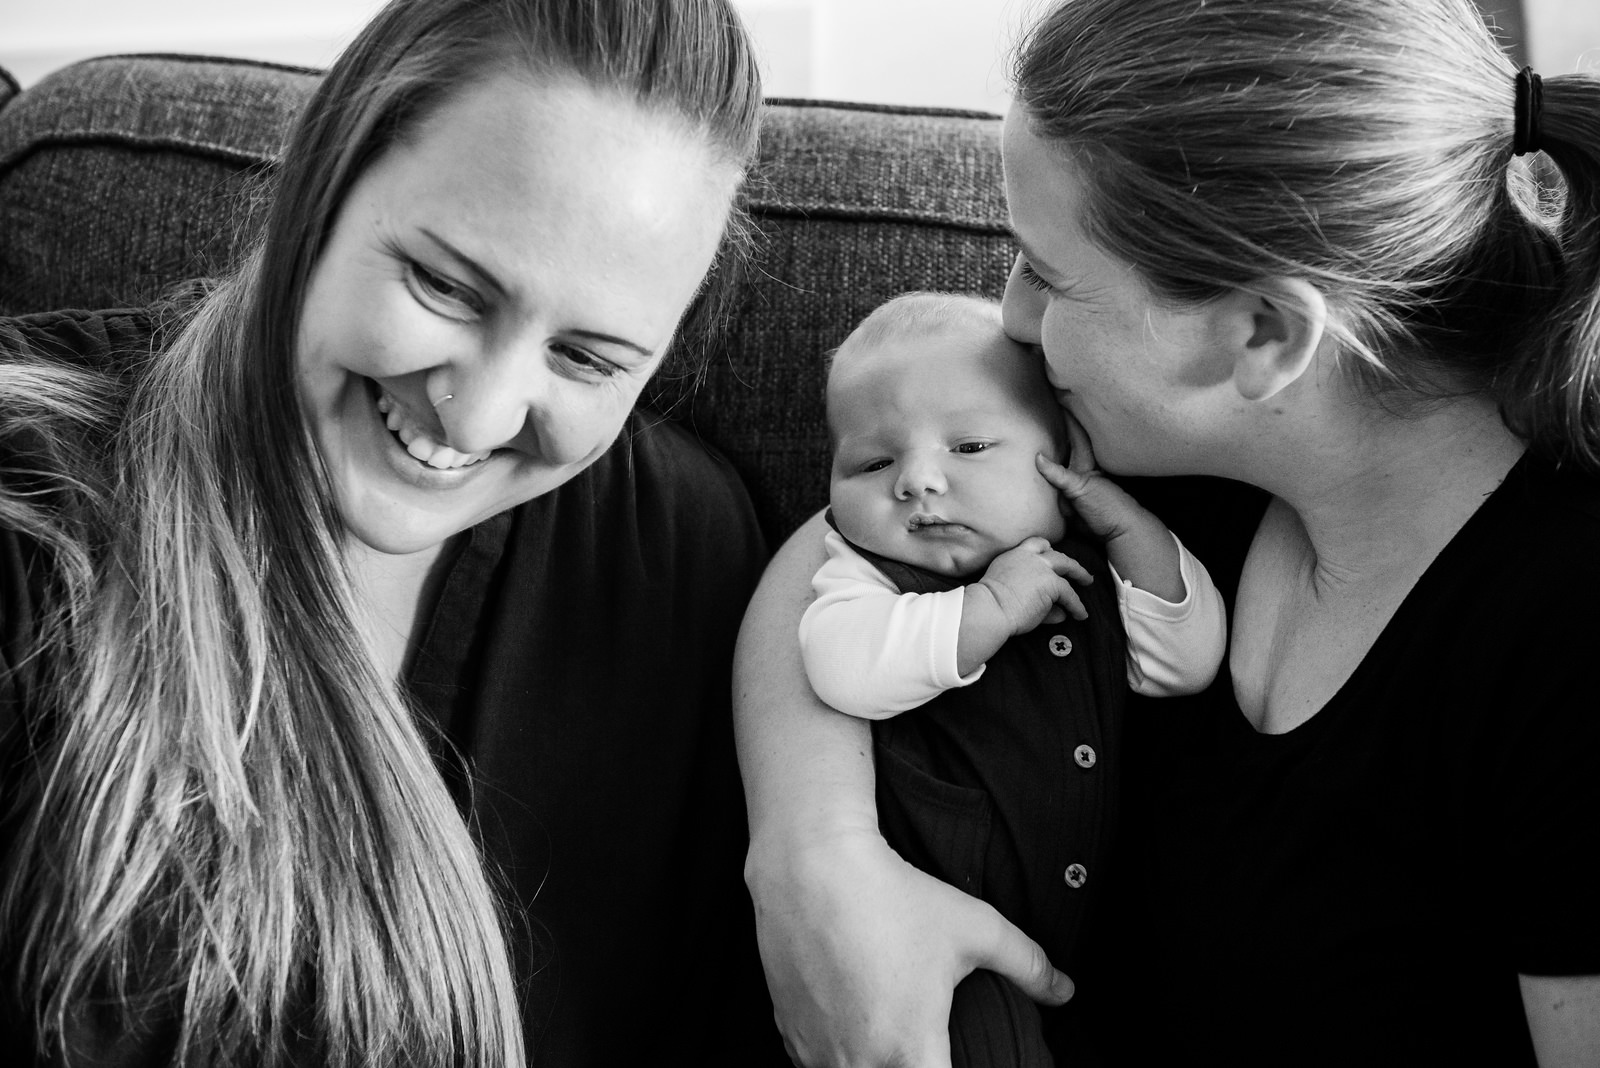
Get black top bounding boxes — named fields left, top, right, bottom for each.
left=826, top=515, right=1128, bottom=977
left=0, top=309, right=785, bottom=1066
left=1087, top=453, right=1600, bottom=1065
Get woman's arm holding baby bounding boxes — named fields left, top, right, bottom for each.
left=735, top=511, right=1075, bottom=1068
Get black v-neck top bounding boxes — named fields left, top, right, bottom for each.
left=1084, top=453, right=1600, bottom=1065
left=0, top=309, right=785, bottom=1066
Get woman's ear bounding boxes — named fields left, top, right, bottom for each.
left=1221, top=277, right=1328, bottom=402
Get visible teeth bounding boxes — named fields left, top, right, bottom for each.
left=375, top=387, right=491, bottom=470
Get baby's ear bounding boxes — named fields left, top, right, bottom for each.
left=1218, top=278, right=1328, bottom=402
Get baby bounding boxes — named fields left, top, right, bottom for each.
left=798, top=291, right=1226, bottom=1063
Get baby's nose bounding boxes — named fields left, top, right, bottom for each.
left=894, top=457, right=947, bottom=499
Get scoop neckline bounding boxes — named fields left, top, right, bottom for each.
left=1226, top=448, right=1534, bottom=742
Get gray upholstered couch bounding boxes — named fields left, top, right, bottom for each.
left=0, top=53, right=1016, bottom=544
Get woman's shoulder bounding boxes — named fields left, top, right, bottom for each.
left=597, top=408, right=763, bottom=540
left=0, top=306, right=162, bottom=373
left=509, top=408, right=767, bottom=576
left=0, top=521, right=53, bottom=746
left=1494, top=451, right=1600, bottom=576
left=1415, top=451, right=1600, bottom=670
left=617, top=408, right=751, bottom=488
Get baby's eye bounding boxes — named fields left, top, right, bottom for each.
left=954, top=441, right=992, bottom=454
left=1018, top=259, right=1054, bottom=294
left=861, top=458, right=892, bottom=473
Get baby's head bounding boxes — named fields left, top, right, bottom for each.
left=827, top=292, right=1068, bottom=578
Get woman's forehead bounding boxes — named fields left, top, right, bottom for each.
left=346, top=72, right=735, bottom=329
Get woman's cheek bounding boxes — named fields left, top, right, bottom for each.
left=537, top=384, right=623, bottom=467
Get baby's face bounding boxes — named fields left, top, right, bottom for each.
left=828, top=325, right=1067, bottom=577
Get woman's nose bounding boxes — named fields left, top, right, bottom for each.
left=1001, top=253, right=1044, bottom=346
left=894, top=455, right=947, bottom=500
left=429, top=343, right=545, bottom=455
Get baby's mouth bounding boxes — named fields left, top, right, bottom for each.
left=908, top=513, right=966, bottom=532
left=373, top=385, right=492, bottom=470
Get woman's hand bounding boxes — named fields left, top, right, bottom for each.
left=734, top=511, right=1073, bottom=1067
left=748, top=823, right=1074, bottom=1068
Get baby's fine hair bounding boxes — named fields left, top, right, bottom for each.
left=830, top=291, right=1010, bottom=371
left=824, top=291, right=1063, bottom=456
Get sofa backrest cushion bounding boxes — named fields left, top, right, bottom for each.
left=0, top=54, right=1014, bottom=540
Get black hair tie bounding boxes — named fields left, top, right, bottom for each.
left=1513, top=65, right=1543, bottom=156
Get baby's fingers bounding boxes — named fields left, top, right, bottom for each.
left=1035, top=452, right=1084, bottom=497
left=1063, top=412, right=1098, bottom=476
left=1045, top=551, right=1094, bottom=588
left=1052, top=579, right=1089, bottom=621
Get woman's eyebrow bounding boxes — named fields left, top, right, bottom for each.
left=418, top=229, right=652, bottom=357
left=418, top=228, right=507, bottom=296
left=568, top=329, right=653, bottom=359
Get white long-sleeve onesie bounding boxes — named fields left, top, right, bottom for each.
left=799, top=530, right=1227, bottom=719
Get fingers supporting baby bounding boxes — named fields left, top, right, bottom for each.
left=754, top=829, right=1072, bottom=1068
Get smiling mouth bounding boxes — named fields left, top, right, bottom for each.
left=370, top=382, right=493, bottom=471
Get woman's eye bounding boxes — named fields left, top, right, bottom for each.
left=553, top=343, right=621, bottom=379
left=1018, top=259, right=1054, bottom=294
left=955, top=441, right=992, bottom=454
left=410, top=262, right=482, bottom=314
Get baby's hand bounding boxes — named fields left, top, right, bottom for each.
left=1036, top=413, right=1142, bottom=542
left=975, top=536, right=1094, bottom=634
left=1037, top=413, right=1187, bottom=604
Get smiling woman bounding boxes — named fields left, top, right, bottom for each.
left=0, top=1, right=778, bottom=1066
left=296, top=74, right=734, bottom=560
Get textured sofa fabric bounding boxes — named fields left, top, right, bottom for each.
left=0, top=54, right=1016, bottom=541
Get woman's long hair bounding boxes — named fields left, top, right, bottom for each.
left=0, top=1, right=761, bottom=1065
left=1014, top=0, right=1600, bottom=471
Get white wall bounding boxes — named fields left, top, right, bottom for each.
left=1, top=0, right=1033, bottom=110
left=0, top=0, right=384, bottom=86
left=1528, top=0, right=1600, bottom=74
left=2, top=0, right=1598, bottom=109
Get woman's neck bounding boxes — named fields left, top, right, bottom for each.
left=344, top=537, right=454, bottom=682
left=1247, top=388, right=1525, bottom=589
left=1226, top=386, right=1525, bottom=733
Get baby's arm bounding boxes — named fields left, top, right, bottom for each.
left=800, top=532, right=1096, bottom=717
left=1115, top=537, right=1227, bottom=695
left=799, top=532, right=976, bottom=719
left=1038, top=414, right=1227, bottom=695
